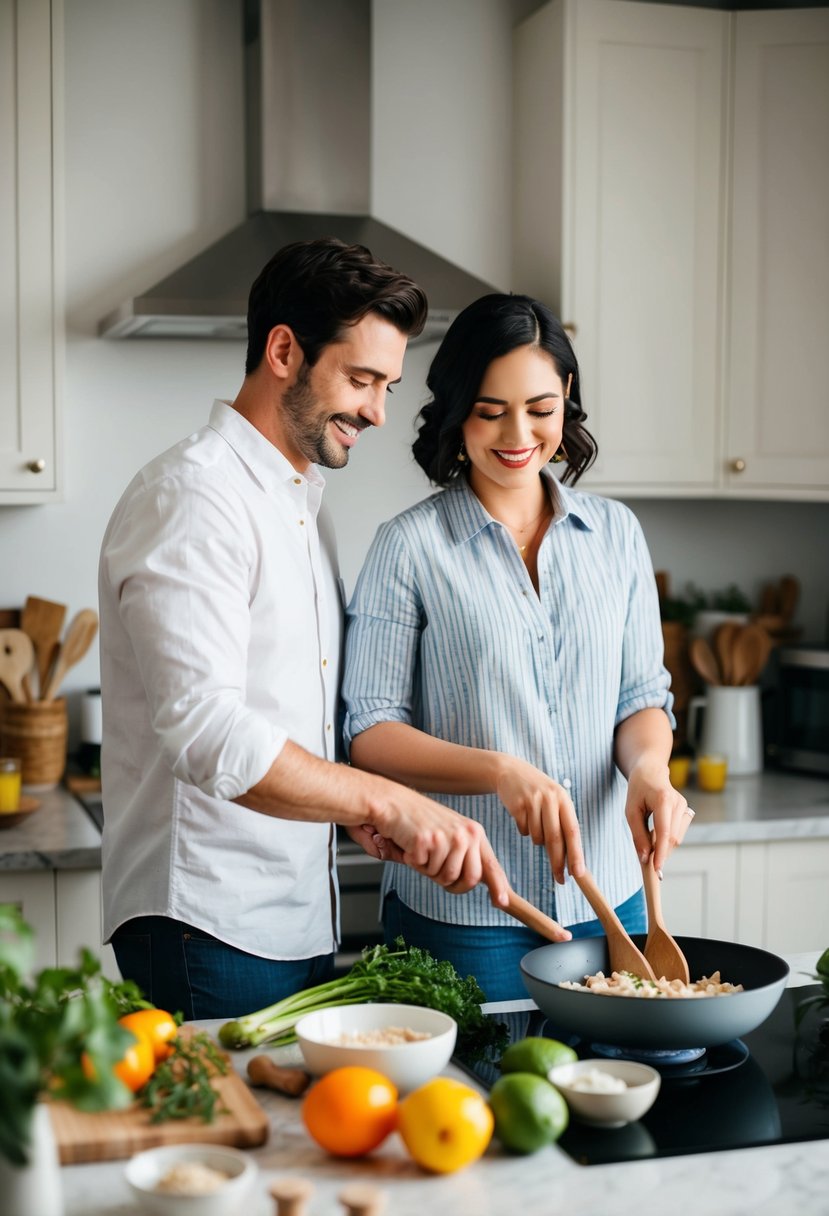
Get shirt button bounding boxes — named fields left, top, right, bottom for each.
left=293, top=477, right=302, bottom=485
left=562, top=777, right=572, bottom=789
left=322, top=658, right=328, bottom=667
left=299, top=519, right=305, bottom=526
left=326, top=723, right=332, bottom=732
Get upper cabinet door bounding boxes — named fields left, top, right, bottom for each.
left=565, top=1, right=728, bottom=494
left=726, top=9, right=829, bottom=497
left=514, top=0, right=728, bottom=495
left=0, top=0, right=62, bottom=502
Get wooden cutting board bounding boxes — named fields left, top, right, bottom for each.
left=49, top=1058, right=270, bottom=1164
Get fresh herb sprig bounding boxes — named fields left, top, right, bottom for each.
left=218, top=938, right=508, bottom=1065
left=140, top=1030, right=229, bottom=1124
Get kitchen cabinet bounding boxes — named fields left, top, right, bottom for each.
left=725, top=9, right=829, bottom=497
left=0, top=868, right=119, bottom=978
left=660, top=838, right=829, bottom=956
left=512, top=1, right=829, bottom=501
left=0, top=0, right=62, bottom=503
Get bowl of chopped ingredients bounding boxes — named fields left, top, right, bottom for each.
left=124, top=1143, right=258, bottom=1216
left=548, top=1059, right=661, bottom=1127
left=295, top=1002, right=457, bottom=1093
left=520, top=936, right=789, bottom=1050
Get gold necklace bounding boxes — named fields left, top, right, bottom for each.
left=505, top=503, right=552, bottom=556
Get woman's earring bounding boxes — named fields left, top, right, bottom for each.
left=457, top=443, right=468, bottom=463
left=551, top=443, right=570, bottom=465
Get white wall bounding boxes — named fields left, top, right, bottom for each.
left=1, top=0, right=826, bottom=749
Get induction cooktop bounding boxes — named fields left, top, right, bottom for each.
left=458, top=986, right=829, bottom=1165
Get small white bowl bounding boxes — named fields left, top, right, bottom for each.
left=124, top=1143, right=258, bottom=1216
left=548, top=1059, right=661, bottom=1128
left=295, top=1003, right=457, bottom=1094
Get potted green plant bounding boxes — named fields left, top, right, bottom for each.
left=0, top=904, right=138, bottom=1216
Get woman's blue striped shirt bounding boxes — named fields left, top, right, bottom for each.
left=342, top=470, right=674, bottom=929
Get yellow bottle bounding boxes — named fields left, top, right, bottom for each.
left=0, top=758, right=22, bottom=812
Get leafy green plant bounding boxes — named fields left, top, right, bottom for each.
left=796, top=948, right=829, bottom=1028
left=709, top=583, right=752, bottom=613
left=218, top=938, right=509, bottom=1065
left=0, top=904, right=138, bottom=1165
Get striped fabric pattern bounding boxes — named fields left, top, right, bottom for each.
left=342, top=469, right=674, bottom=929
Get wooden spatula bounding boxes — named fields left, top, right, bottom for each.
left=20, top=596, right=67, bottom=698
left=574, top=870, right=657, bottom=980
left=730, top=623, right=773, bottom=686
left=641, top=854, right=690, bottom=983
left=0, top=628, right=36, bottom=703
left=42, top=609, right=99, bottom=702
left=499, top=887, right=571, bottom=944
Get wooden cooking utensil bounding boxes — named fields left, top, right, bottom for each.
left=0, top=628, right=36, bottom=703
left=713, top=621, right=740, bottom=686
left=777, top=575, right=800, bottom=623
left=20, top=596, right=67, bottom=698
left=641, top=854, right=690, bottom=983
left=689, top=636, right=721, bottom=686
left=574, top=870, right=657, bottom=980
left=41, top=609, right=99, bottom=702
left=730, top=623, right=773, bottom=686
left=498, top=887, right=570, bottom=944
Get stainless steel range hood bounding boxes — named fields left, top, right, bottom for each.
left=100, top=0, right=497, bottom=342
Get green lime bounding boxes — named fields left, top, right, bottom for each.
left=498, top=1036, right=577, bottom=1079
left=488, top=1072, right=569, bottom=1154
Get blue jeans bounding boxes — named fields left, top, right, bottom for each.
left=111, top=915, right=336, bottom=1020
left=382, top=887, right=647, bottom=1005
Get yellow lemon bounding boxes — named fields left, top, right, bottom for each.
left=397, top=1077, right=493, bottom=1174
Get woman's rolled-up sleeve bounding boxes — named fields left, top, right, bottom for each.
left=615, top=516, right=676, bottom=729
left=342, top=521, right=423, bottom=754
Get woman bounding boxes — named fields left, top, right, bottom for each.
left=342, top=294, right=692, bottom=1001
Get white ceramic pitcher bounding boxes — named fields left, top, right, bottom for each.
left=688, top=684, right=764, bottom=776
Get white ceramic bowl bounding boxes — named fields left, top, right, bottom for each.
left=548, top=1059, right=661, bottom=1128
left=124, top=1143, right=258, bottom=1216
left=295, top=1002, right=457, bottom=1094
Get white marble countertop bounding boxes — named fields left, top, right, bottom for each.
left=0, top=785, right=100, bottom=871
left=686, top=771, right=829, bottom=845
left=60, top=954, right=828, bottom=1216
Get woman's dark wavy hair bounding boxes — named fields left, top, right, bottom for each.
left=245, top=237, right=429, bottom=373
left=413, top=293, right=597, bottom=487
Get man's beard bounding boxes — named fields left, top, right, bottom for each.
left=282, top=362, right=361, bottom=469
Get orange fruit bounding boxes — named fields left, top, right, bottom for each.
left=302, top=1066, right=398, bottom=1157
left=81, top=1031, right=155, bottom=1094
left=118, top=1008, right=178, bottom=1062
left=397, top=1077, right=493, bottom=1174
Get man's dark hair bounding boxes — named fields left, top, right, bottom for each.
left=245, top=237, right=428, bottom=374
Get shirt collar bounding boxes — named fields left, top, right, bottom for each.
left=207, top=399, right=326, bottom=495
left=436, top=465, right=595, bottom=545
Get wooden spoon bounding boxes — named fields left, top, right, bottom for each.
left=689, top=636, right=721, bottom=686
left=730, top=623, right=773, bottom=686
left=574, top=870, right=657, bottom=980
left=641, top=854, right=690, bottom=983
left=42, top=609, right=99, bottom=702
left=713, top=621, right=741, bottom=686
left=0, top=628, right=36, bottom=703
left=20, top=596, right=67, bottom=698
left=498, top=887, right=571, bottom=944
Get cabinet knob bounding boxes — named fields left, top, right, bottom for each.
left=26, top=458, right=46, bottom=474
left=729, top=458, right=746, bottom=474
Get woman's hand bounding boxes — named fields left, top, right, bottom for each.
left=624, top=758, right=693, bottom=875
left=494, top=758, right=585, bottom=885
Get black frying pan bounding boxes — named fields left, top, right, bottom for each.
left=520, top=936, right=789, bottom=1049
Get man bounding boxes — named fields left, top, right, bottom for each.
left=98, top=238, right=508, bottom=1019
